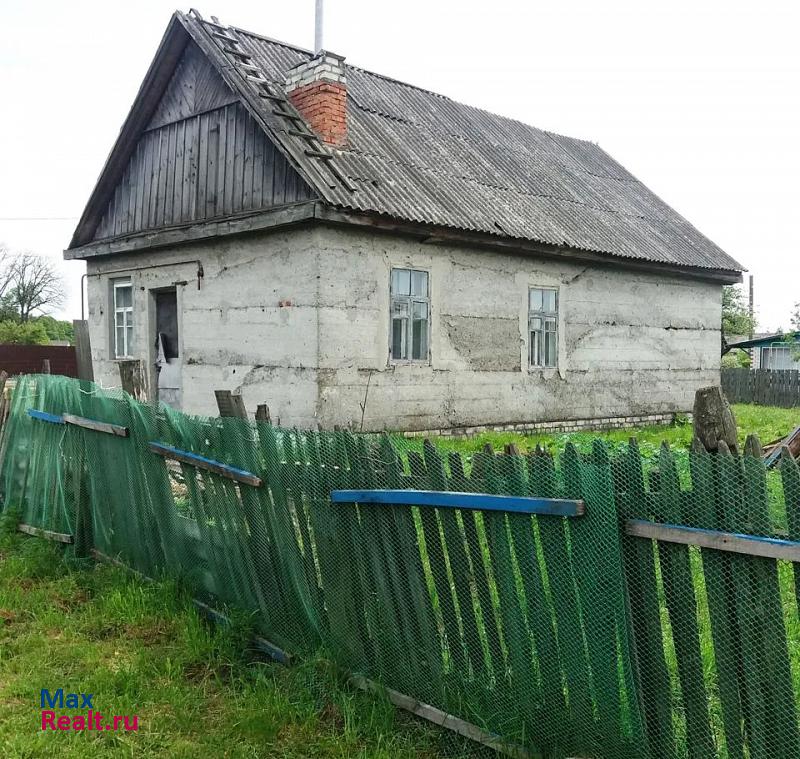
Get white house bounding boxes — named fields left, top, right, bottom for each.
left=64, top=10, right=743, bottom=432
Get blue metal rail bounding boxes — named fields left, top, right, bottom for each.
left=331, top=489, right=584, bottom=517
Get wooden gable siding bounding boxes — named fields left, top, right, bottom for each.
left=147, top=41, right=237, bottom=130
left=93, top=101, right=316, bottom=241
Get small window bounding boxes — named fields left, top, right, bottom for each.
left=113, top=280, right=134, bottom=359
left=390, top=268, right=429, bottom=361
left=529, top=287, right=558, bottom=368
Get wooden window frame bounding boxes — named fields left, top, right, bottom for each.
left=389, top=268, right=430, bottom=364
left=529, top=286, right=558, bottom=369
left=112, top=279, right=134, bottom=360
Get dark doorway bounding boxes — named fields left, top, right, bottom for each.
left=154, top=289, right=181, bottom=408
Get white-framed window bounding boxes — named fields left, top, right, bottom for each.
left=529, top=287, right=558, bottom=368
left=113, top=279, right=134, bottom=359
left=390, top=268, right=429, bottom=362
left=761, top=345, right=800, bottom=370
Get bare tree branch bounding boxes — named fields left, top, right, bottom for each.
left=0, top=243, right=16, bottom=301
left=7, top=252, right=65, bottom=321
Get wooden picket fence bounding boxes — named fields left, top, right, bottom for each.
left=722, top=367, right=800, bottom=407
left=4, top=373, right=800, bottom=759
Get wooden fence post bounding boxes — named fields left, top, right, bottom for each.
left=693, top=386, right=738, bottom=454
left=118, top=360, right=148, bottom=402
left=73, top=319, right=94, bottom=382
left=214, top=390, right=247, bottom=418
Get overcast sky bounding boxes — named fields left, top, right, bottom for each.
left=1, top=0, right=797, bottom=330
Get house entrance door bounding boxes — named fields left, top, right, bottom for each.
left=155, top=289, right=181, bottom=408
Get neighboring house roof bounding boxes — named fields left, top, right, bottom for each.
left=728, top=332, right=800, bottom=350
left=67, top=10, right=744, bottom=279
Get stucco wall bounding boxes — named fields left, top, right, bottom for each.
left=85, top=228, right=321, bottom=426
left=85, top=224, right=722, bottom=430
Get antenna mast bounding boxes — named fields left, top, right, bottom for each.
left=314, top=0, right=324, bottom=52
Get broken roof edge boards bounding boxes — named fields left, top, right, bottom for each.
left=64, top=201, right=320, bottom=260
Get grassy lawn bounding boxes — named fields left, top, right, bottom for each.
left=0, top=527, right=473, bottom=758
left=423, top=404, right=799, bottom=459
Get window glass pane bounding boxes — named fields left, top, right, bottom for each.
left=542, top=289, right=557, bottom=312
left=411, top=270, right=428, bottom=297
left=126, top=326, right=134, bottom=356
left=545, top=317, right=557, bottom=332
left=412, top=301, right=428, bottom=320
left=545, top=331, right=557, bottom=367
left=530, top=316, right=542, bottom=331
left=533, top=329, right=543, bottom=366
left=391, top=318, right=406, bottom=359
left=116, top=326, right=125, bottom=357
left=115, top=284, right=132, bottom=309
left=392, top=299, right=409, bottom=318
left=391, top=269, right=411, bottom=296
left=412, top=311, right=428, bottom=360
left=529, top=288, right=543, bottom=311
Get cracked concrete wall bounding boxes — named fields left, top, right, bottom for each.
left=313, top=226, right=721, bottom=431
left=85, top=228, right=321, bottom=425
left=85, top=223, right=722, bottom=430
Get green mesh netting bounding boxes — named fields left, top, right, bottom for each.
left=2, top=373, right=800, bottom=759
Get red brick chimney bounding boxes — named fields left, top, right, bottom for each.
left=285, top=51, right=347, bottom=148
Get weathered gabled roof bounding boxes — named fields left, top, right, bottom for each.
left=69, top=10, right=744, bottom=278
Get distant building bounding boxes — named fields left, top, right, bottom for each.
left=727, top=333, right=800, bottom=370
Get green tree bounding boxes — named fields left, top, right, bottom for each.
left=35, top=316, right=74, bottom=344
left=722, top=285, right=756, bottom=339
left=0, top=320, right=50, bottom=345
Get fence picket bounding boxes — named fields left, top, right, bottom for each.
left=620, top=439, right=673, bottom=759
left=531, top=443, right=596, bottom=751
left=655, top=443, right=715, bottom=759
left=688, top=440, right=745, bottom=759
left=742, top=438, right=800, bottom=759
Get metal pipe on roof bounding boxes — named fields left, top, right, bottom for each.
left=314, top=0, right=324, bottom=53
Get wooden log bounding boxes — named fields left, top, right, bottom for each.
left=350, top=674, right=530, bottom=758
left=214, top=389, right=247, bottom=418
left=693, top=385, right=738, bottom=453
left=118, top=359, right=148, bottom=401
left=18, top=523, right=73, bottom=544
left=626, top=520, right=800, bottom=562
left=63, top=413, right=129, bottom=438
left=72, top=319, right=94, bottom=382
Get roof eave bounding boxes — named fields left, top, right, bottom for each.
left=315, top=206, right=744, bottom=285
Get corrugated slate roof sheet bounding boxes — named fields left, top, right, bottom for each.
left=187, top=13, right=743, bottom=273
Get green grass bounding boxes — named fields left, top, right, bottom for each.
left=424, top=404, right=799, bottom=459
left=0, top=526, right=471, bottom=758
